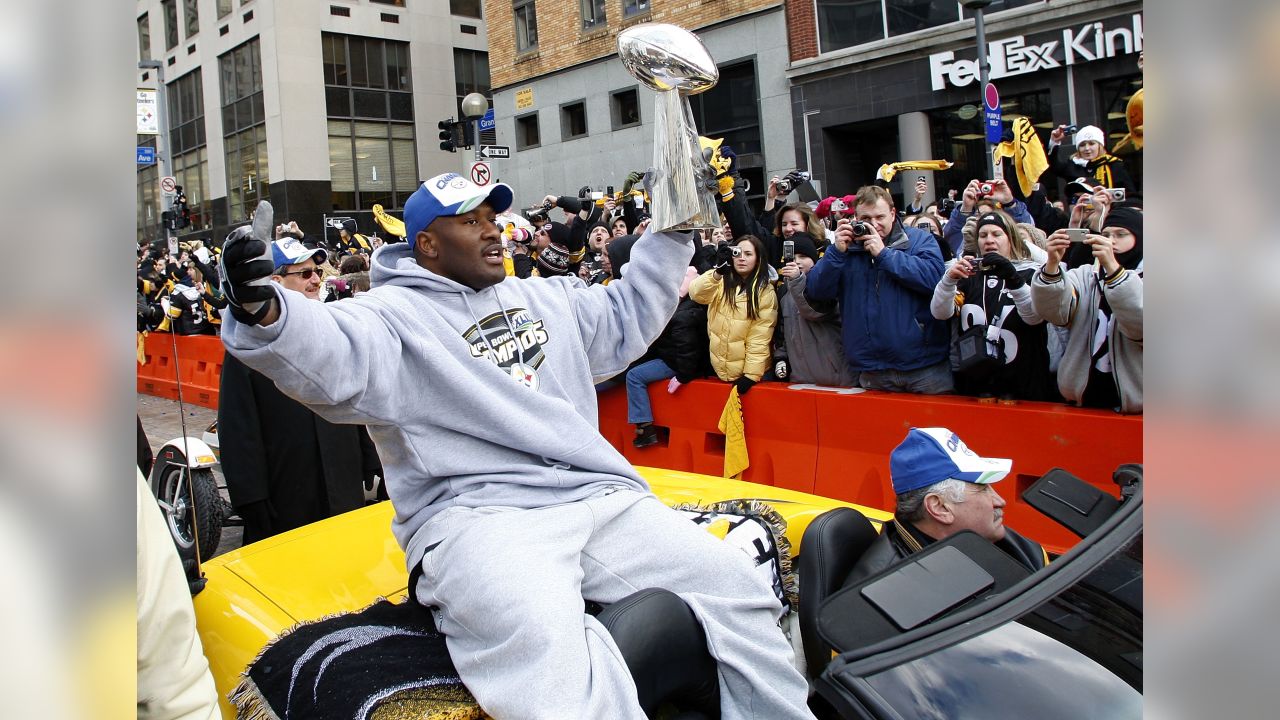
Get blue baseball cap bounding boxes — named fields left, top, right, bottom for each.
left=890, top=428, right=1011, bottom=495
left=271, top=237, right=327, bottom=271
left=403, top=172, right=514, bottom=240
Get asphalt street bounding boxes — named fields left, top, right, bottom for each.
left=137, top=392, right=243, bottom=557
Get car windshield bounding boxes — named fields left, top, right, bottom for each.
left=862, top=532, right=1143, bottom=719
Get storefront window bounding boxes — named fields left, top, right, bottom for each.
left=926, top=90, right=1052, bottom=195
left=689, top=60, right=765, bottom=209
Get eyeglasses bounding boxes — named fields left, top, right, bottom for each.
left=279, top=267, right=322, bottom=280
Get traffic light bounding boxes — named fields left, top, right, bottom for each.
left=439, top=118, right=457, bottom=152
left=174, top=186, right=190, bottom=229
left=460, top=119, right=476, bottom=149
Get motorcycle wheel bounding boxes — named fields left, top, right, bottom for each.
left=155, top=465, right=225, bottom=561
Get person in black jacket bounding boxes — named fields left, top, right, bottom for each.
left=217, top=235, right=381, bottom=544
left=846, top=427, right=1048, bottom=585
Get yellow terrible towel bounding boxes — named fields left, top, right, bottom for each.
left=718, top=386, right=750, bottom=479
left=876, top=160, right=953, bottom=183
left=994, top=116, right=1050, bottom=196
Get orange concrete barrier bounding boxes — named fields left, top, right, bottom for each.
left=598, top=381, right=1142, bottom=555
left=137, top=333, right=224, bottom=410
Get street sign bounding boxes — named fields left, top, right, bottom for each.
left=478, top=108, right=495, bottom=131
left=983, top=82, right=1002, bottom=144
left=478, top=145, right=510, bottom=159
left=160, top=176, right=177, bottom=194
left=137, top=146, right=156, bottom=165
left=469, top=161, right=491, bottom=187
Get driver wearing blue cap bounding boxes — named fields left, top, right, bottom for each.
left=847, top=427, right=1049, bottom=585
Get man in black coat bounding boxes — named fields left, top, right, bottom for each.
left=217, top=236, right=380, bottom=545
left=847, top=427, right=1048, bottom=585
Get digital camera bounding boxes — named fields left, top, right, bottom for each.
left=830, top=198, right=849, bottom=214
left=978, top=183, right=994, bottom=197
left=851, top=221, right=874, bottom=237
left=731, top=246, right=743, bottom=258
left=938, top=197, right=957, bottom=216
left=776, top=170, right=811, bottom=195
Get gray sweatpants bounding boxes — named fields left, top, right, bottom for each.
left=413, top=487, right=815, bottom=720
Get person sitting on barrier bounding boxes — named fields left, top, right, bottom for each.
left=689, top=234, right=778, bottom=398
left=931, top=210, right=1057, bottom=402
left=772, top=232, right=855, bottom=387
left=628, top=264, right=712, bottom=448
left=806, top=185, right=952, bottom=394
left=217, top=175, right=815, bottom=720
left=847, top=427, right=1049, bottom=585
left=1031, top=206, right=1144, bottom=414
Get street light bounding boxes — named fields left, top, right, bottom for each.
left=962, top=0, right=995, bottom=176
left=460, top=92, right=489, bottom=157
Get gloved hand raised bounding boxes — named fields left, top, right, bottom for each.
left=621, top=170, right=645, bottom=195
left=773, top=359, right=789, bottom=380
left=979, top=252, right=1024, bottom=288
left=219, top=200, right=278, bottom=324
left=714, top=240, right=735, bottom=275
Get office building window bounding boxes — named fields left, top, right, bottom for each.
left=370, top=0, right=407, bottom=5
left=816, top=1, right=1035, bottom=54
left=166, top=69, right=211, bottom=232
left=623, top=0, right=649, bottom=18
left=581, top=0, right=606, bottom=31
left=137, top=136, right=160, bottom=243
left=183, top=0, right=200, bottom=38
left=516, top=112, right=540, bottom=150
left=217, top=0, right=233, bottom=19
left=323, top=33, right=418, bottom=211
left=514, top=0, right=538, bottom=53
left=219, top=39, right=269, bottom=222
left=138, top=14, right=151, bottom=61
left=450, top=0, right=482, bottom=17
left=162, top=0, right=179, bottom=50
left=610, top=87, right=640, bottom=130
left=561, top=101, right=587, bottom=140
left=453, top=48, right=491, bottom=119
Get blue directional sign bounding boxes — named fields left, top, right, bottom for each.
left=478, top=108, right=495, bottom=132
left=137, top=146, right=156, bottom=165
left=983, top=83, right=1002, bottom=144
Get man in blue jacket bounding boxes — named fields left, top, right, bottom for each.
left=806, top=185, right=951, bottom=393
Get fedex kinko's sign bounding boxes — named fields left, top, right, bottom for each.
left=929, top=13, right=1143, bottom=91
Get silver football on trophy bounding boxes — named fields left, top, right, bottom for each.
left=618, top=24, right=718, bottom=95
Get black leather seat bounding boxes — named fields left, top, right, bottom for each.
left=797, top=507, right=879, bottom=675
left=597, top=588, right=721, bottom=719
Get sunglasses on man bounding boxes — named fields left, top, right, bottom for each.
left=278, top=267, right=323, bottom=280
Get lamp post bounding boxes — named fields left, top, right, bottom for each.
left=461, top=92, right=489, bottom=161
left=139, top=60, right=174, bottom=242
left=962, top=0, right=995, bottom=176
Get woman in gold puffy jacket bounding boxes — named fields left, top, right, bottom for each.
left=688, top=234, right=778, bottom=395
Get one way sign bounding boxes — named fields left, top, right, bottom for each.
left=478, top=145, right=510, bottom=159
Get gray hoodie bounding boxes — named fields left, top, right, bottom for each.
left=222, top=228, right=694, bottom=571
left=1030, top=262, right=1143, bottom=413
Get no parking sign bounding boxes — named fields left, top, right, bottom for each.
left=984, top=83, right=1002, bottom=144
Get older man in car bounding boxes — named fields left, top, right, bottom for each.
left=847, top=427, right=1048, bottom=584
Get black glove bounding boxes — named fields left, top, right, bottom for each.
left=773, top=359, right=789, bottom=380
left=714, top=241, right=734, bottom=275
left=734, top=377, right=756, bottom=395
left=980, top=252, right=1024, bottom=288
left=219, top=201, right=278, bottom=324
left=621, top=170, right=645, bottom=195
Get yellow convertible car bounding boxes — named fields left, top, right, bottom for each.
left=192, top=464, right=1142, bottom=720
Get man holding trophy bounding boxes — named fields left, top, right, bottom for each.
left=216, top=23, right=814, bottom=720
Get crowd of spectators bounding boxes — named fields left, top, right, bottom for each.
left=139, top=121, right=1143, bottom=501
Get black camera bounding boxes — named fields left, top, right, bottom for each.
left=1062, top=124, right=1079, bottom=135
left=851, top=221, right=873, bottom=237
left=938, top=197, right=957, bottom=216
left=776, top=170, right=811, bottom=195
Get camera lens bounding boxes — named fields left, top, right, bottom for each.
left=852, top=222, right=872, bottom=237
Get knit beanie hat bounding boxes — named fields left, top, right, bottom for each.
left=1074, top=125, right=1105, bottom=147
left=786, top=232, right=820, bottom=263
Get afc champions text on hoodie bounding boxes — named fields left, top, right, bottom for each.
left=221, top=228, right=695, bottom=573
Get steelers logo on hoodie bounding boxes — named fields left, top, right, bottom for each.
left=462, top=308, right=550, bottom=389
